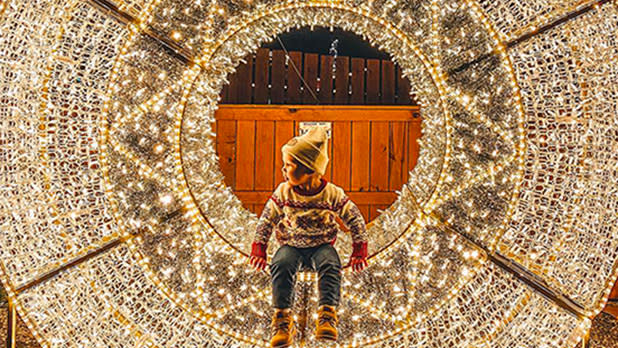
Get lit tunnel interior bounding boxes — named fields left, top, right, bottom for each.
left=0, top=1, right=617, bottom=347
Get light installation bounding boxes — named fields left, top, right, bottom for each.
left=0, top=0, right=617, bottom=347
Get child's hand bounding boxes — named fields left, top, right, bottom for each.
left=249, top=242, right=268, bottom=272
left=347, top=256, right=368, bottom=272
left=249, top=255, right=268, bottom=271
left=348, top=241, right=368, bottom=272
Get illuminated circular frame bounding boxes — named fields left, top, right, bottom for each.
left=2, top=0, right=617, bottom=348
left=178, top=2, right=451, bottom=263
left=100, top=1, right=526, bottom=346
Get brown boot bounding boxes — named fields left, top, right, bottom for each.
left=271, top=308, right=296, bottom=348
left=316, top=305, right=338, bottom=341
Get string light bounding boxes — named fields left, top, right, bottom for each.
left=0, top=0, right=616, bottom=348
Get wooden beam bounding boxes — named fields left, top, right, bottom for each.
left=215, top=104, right=422, bottom=122
left=235, top=191, right=398, bottom=205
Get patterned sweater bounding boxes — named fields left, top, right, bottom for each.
left=253, top=178, right=368, bottom=248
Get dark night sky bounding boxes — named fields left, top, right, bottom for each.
left=261, top=26, right=391, bottom=60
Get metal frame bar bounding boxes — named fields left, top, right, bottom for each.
left=431, top=212, right=587, bottom=319
left=87, top=0, right=192, bottom=64
left=15, top=238, right=123, bottom=293
left=450, top=0, right=611, bottom=75
left=7, top=299, right=16, bottom=348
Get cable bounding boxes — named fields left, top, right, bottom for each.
left=276, top=36, right=321, bottom=105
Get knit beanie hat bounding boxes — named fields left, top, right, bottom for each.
left=281, top=126, right=329, bottom=176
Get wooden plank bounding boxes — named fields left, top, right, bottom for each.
left=302, top=53, right=319, bottom=105
left=220, top=82, right=229, bottom=103
left=389, top=121, right=406, bottom=191
left=255, top=204, right=264, bottom=217
left=369, top=204, right=389, bottom=221
left=271, top=50, right=286, bottom=104
left=287, top=51, right=302, bottom=104
left=334, top=56, right=349, bottom=104
left=215, top=120, right=236, bottom=189
left=350, top=58, right=365, bottom=105
left=254, top=48, right=269, bottom=104
left=235, top=120, right=255, bottom=190
left=381, top=60, right=395, bottom=104
left=214, top=120, right=218, bottom=154
left=358, top=205, right=370, bottom=223
left=351, top=121, right=370, bottom=192
left=235, top=191, right=397, bottom=205
left=327, top=126, right=333, bottom=182
left=408, top=119, right=422, bottom=173
left=236, top=54, right=253, bottom=103
left=366, top=59, right=380, bottom=105
left=370, top=121, right=389, bottom=191
left=254, top=121, right=275, bottom=191
left=274, top=121, right=295, bottom=185
left=215, top=105, right=420, bottom=121
left=227, top=69, right=239, bottom=103
left=319, top=55, right=334, bottom=104
left=397, top=65, right=411, bottom=105
left=332, top=121, right=351, bottom=191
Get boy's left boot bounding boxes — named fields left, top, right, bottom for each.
left=316, top=305, right=338, bottom=341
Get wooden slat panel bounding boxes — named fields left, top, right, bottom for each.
left=334, top=56, right=349, bottom=104
left=227, top=69, right=239, bottom=103
left=216, top=120, right=237, bottom=189
left=287, top=51, right=302, bottom=104
left=303, top=53, right=319, bottom=105
left=324, top=128, right=333, bottom=181
left=255, top=204, right=264, bottom=217
left=220, top=82, right=229, bottom=103
left=332, top=121, right=351, bottom=191
left=235, top=121, right=255, bottom=190
left=397, top=66, right=411, bottom=105
left=236, top=191, right=397, bottom=205
left=271, top=50, right=286, bottom=104
left=381, top=60, right=395, bottom=104
left=369, top=204, right=389, bottom=221
left=274, top=121, right=295, bottom=185
left=350, top=58, right=365, bottom=104
left=254, top=48, right=269, bottom=104
left=366, top=59, right=380, bottom=105
left=370, top=121, right=389, bottom=191
left=255, top=121, right=275, bottom=191
left=236, top=55, right=253, bottom=103
left=389, top=121, right=407, bottom=191
left=319, top=55, right=334, bottom=104
left=358, top=205, right=370, bottom=223
left=215, top=105, right=420, bottom=121
left=408, top=119, right=422, bottom=172
left=351, top=121, right=370, bottom=192
left=214, top=120, right=218, bottom=154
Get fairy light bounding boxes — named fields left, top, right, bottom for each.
left=0, top=0, right=616, bottom=347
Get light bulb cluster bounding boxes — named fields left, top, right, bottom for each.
left=0, top=0, right=616, bottom=348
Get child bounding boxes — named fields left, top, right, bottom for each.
left=249, top=126, right=368, bottom=348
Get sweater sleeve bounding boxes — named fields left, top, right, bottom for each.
left=253, top=190, right=284, bottom=245
left=336, top=195, right=368, bottom=244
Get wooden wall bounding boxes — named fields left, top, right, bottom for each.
left=220, top=48, right=416, bottom=105
left=216, top=48, right=421, bottom=223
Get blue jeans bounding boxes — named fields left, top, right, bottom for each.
left=270, top=243, right=342, bottom=309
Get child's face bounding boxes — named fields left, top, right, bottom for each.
left=282, top=153, right=312, bottom=186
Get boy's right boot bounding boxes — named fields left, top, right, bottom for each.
left=271, top=308, right=296, bottom=348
